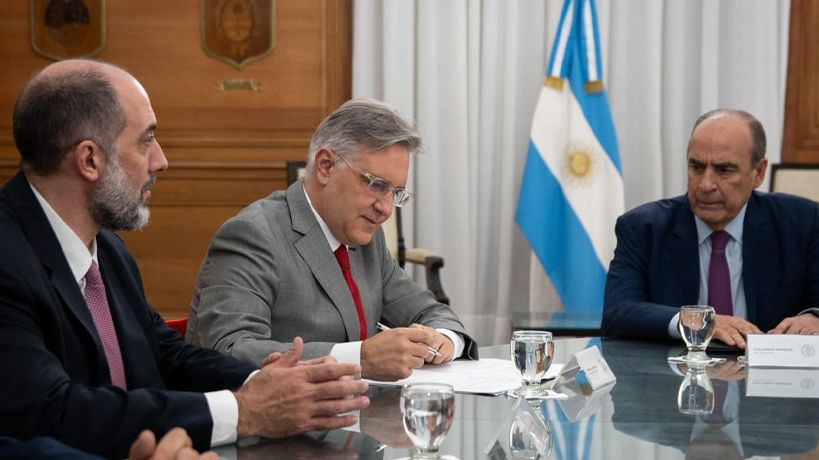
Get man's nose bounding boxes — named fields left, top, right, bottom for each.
left=373, top=192, right=394, bottom=218
left=151, top=143, right=169, bottom=173
left=699, top=167, right=718, bottom=190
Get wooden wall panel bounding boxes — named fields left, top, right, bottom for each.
left=782, top=0, right=819, bottom=163
left=0, top=0, right=352, bottom=319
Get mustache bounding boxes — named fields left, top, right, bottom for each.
left=141, top=175, right=157, bottom=195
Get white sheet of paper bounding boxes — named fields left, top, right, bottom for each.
left=366, top=358, right=564, bottom=395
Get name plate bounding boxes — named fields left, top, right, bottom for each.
left=554, top=345, right=616, bottom=391
left=746, top=334, right=819, bottom=368
left=746, top=367, right=819, bottom=398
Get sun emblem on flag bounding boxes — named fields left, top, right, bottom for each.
left=563, top=141, right=597, bottom=184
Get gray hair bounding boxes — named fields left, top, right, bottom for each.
left=305, top=98, right=423, bottom=176
left=13, top=63, right=126, bottom=175
left=688, top=108, right=766, bottom=166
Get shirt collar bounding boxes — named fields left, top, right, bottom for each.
left=694, top=203, right=747, bottom=246
left=29, top=181, right=98, bottom=284
left=303, top=184, right=342, bottom=252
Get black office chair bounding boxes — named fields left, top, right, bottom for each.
left=286, top=160, right=449, bottom=304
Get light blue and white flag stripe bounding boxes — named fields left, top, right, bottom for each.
left=516, top=0, right=623, bottom=312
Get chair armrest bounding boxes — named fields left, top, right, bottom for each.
left=404, top=248, right=449, bottom=305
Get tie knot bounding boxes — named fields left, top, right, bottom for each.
left=334, top=246, right=350, bottom=270
left=85, top=261, right=104, bottom=286
left=711, top=231, right=730, bottom=251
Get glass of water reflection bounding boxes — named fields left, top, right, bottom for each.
left=668, top=305, right=726, bottom=365
left=677, top=363, right=715, bottom=415
left=508, top=330, right=554, bottom=399
left=400, top=383, right=455, bottom=459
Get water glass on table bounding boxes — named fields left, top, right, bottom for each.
left=400, top=383, right=455, bottom=459
left=668, top=305, right=726, bottom=365
left=508, top=330, right=555, bottom=399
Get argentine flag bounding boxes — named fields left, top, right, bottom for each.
left=516, top=0, right=624, bottom=312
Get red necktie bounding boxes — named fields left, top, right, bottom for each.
left=334, top=246, right=368, bottom=341
left=84, top=262, right=127, bottom=389
left=707, top=231, right=733, bottom=316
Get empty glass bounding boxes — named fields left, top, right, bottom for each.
left=677, top=363, right=715, bottom=415
left=508, top=330, right=554, bottom=399
left=401, top=383, right=455, bottom=459
left=668, top=305, right=726, bottom=365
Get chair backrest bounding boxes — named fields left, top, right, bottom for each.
left=286, top=160, right=403, bottom=261
left=287, top=161, right=307, bottom=185
left=770, top=163, right=819, bottom=202
left=165, top=318, right=188, bottom=339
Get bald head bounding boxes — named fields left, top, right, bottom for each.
left=12, top=59, right=132, bottom=175
left=688, top=108, right=766, bottom=166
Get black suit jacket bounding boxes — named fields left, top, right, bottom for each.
left=603, top=192, right=819, bottom=340
left=0, top=436, right=105, bottom=460
left=0, top=172, right=256, bottom=458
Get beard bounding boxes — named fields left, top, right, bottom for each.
left=89, top=155, right=154, bottom=232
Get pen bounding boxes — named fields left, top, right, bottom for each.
left=376, top=322, right=443, bottom=357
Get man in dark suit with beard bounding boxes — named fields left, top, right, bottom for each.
left=0, top=59, right=369, bottom=458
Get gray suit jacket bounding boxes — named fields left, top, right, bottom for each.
left=187, top=180, right=477, bottom=364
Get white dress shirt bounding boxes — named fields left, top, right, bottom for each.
left=29, top=183, right=241, bottom=447
left=303, top=187, right=465, bottom=362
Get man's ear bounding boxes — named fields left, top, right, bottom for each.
left=752, top=158, right=768, bottom=188
left=313, top=148, right=336, bottom=185
left=73, top=140, right=104, bottom=182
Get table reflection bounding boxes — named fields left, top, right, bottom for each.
left=602, top=339, right=819, bottom=458
left=223, top=339, right=819, bottom=459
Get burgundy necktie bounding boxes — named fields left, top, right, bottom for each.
left=707, top=231, right=733, bottom=316
left=84, top=262, right=127, bottom=389
left=334, top=246, right=367, bottom=341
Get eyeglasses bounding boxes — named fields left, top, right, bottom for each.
left=335, top=154, right=413, bottom=207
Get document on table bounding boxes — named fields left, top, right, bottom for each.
left=366, top=358, right=564, bottom=395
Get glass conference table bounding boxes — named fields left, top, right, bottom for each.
left=215, top=338, right=819, bottom=459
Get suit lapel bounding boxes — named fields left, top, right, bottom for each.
left=669, top=197, right=700, bottom=304
left=4, top=173, right=100, bottom=346
left=288, top=182, right=361, bottom=341
left=742, top=193, right=766, bottom=323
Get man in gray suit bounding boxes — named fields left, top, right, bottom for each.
left=187, top=99, right=477, bottom=381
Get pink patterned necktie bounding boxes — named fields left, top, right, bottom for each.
left=84, top=262, right=127, bottom=389
left=707, top=231, right=733, bottom=316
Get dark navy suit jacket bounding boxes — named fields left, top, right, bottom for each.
left=0, top=172, right=256, bottom=458
left=603, top=191, right=819, bottom=340
left=0, top=436, right=105, bottom=460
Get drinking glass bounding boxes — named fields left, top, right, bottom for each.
left=668, top=305, right=726, bottom=365
left=401, top=383, right=455, bottom=459
left=508, top=331, right=554, bottom=399
left=677, top=363, right=715, bottom=415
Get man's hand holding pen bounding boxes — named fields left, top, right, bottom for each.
left=360, top=323, right=455, bottom=381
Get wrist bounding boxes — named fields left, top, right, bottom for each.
left=233, top=390, right=255, bottom=438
